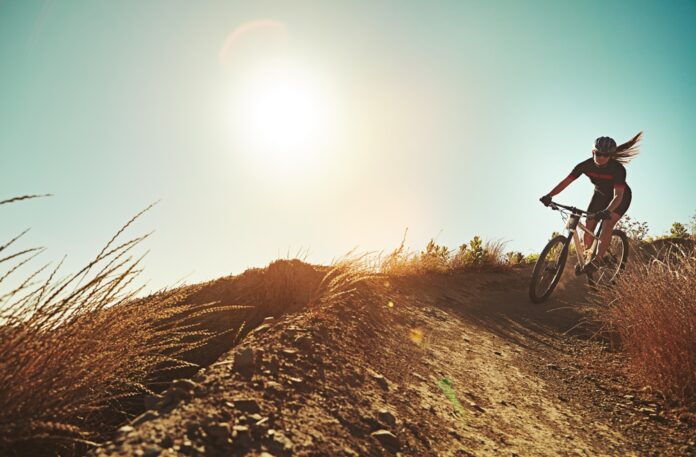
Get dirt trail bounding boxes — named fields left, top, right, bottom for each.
left=96, top=264, right=695, bottom=456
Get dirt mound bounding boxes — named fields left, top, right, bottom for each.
left=93, top=264, right=695, bottom=456
left=154, top=259, right=328, bottom=375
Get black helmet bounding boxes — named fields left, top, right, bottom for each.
left=593, top=136, right=617, bottom=155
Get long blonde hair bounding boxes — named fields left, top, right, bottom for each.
left=613, top=131, right=643, bottom=164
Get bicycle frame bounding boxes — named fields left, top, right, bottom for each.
left=547, top=201, right=605, bottom=271
left=564, top=214, right=603, bottom=270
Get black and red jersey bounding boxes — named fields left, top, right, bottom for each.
left=569, top=158, right=629, bottom=196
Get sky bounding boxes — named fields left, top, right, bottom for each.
left=1, top=0, right=695, bottom=292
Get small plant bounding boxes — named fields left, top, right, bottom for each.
left=453, top=236, right=485, bottom=266
left=669, top=221, right=689, bottom=239
left=380, top=231, right=507, bottom=275
left=418, top=239, right=451, bottom=271
left=523, top=253, right=540, bottom=264
left=505, top=251, right=524, bottom=265
left=616, top=214, right=650, bottom=241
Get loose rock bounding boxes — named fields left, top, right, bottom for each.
left=378, top=409, right=397, bottom=427
left=233, top=347, right=256, bottom=371
left=371, top=429, right=400, bottom=452
left=234, top=398, right=261, bottom=413
left=204, top=422, right=231, bottom=443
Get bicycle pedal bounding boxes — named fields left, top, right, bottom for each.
left=574, top=264, right=583, bottom=276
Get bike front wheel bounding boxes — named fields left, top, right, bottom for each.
left=587, top=229, right=629, bottom=289
left=529, top=235, right=570, bottom=304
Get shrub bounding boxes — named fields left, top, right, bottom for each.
left=505, top=251, right=524, bottom=265
left=616, top=214, right=650, bottom=241
left=670, top=222, right=689, bottom=239
left=523, top=253, right=540, bottom=264
left=379, top=231, right=507, bottom=275
left=595, top=245, right=696, bottom=405
left=0, top=200, right=225, bottom=455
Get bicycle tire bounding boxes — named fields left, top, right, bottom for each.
left=529, top=235, right=570, bottom=303
left=587, top=229, right=630, bottom=289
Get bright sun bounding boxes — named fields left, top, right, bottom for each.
left=231, top=61, right=332, bottom=169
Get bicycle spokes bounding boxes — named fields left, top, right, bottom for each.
left=535, top=242, right=564, bottom=297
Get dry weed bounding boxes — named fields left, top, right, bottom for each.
left=595, top=243, right=696, bottom=404
left=0, top=201, right=233, bottom=455
left=379, top=229, right=509, bottom=276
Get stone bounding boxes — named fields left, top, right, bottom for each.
left=159, top=435, right=173, bottom=448
left=270, top=430, right=294, bottom=451
left=469, top=402, right=485, bottom=413
left=180, top=439, right=193, bottom=453
left=142, top=444, right=162, bottom=457
left=233, top=347, right=255, bottom=371
left=371, top=429, right=400, bottom=452
left=232, top=424, right=253, bottom=448
left=204, top=422, right=231, bottom=442
left=294, top=334, right=312, bottom=349
left=255, top=417, right=269, bottom=427
left=234, top=399, right=261, bottom=413
left=118, top=425, right=135, bottom=434
left=371, top=373, right=389, bottom=391
left=378, top=409, right=397, bottom=427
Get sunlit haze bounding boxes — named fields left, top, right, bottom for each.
left=1, top=1, right=695, bottom=291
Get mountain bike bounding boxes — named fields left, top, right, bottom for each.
left=528, top=200, right=629, bottom=304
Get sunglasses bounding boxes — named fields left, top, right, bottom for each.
left=593, top=150, right=612, bottom=158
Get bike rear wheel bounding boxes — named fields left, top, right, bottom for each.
left=529, top=235, right=569, bottom=303
left=587, top=229, right=629, bottom=289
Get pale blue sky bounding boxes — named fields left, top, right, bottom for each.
left=1, top=1, right=695, bottom=291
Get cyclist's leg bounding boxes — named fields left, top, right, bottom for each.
left=596, top=187, right=632, bottom=259
left=584, top=191, right=607, bottom=250
left=596, top=212, right=621, bottom=258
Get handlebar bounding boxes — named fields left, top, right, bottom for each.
left=547, top=200, right=590, bottom=216
left=543, top=199, right=611, bottom=220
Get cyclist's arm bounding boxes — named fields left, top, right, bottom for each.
left=547, top=174, right=577, bottom=197
left=606, top=185, right=625, bottom=213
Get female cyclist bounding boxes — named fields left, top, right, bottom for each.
left=539, top=132, right=643, bottom=272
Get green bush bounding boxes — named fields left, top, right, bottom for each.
left=670, top=222, right=689, bottom=239
left=616, top=215, right=650, bottom=241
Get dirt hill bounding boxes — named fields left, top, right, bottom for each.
left=92, top=261, right=695, bottom=456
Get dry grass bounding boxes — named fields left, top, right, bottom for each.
left=0, top=200, right=233, bottom=455
left=594, top=243, right=696, bottom=405
left=379, top=230, right=510, bottom=276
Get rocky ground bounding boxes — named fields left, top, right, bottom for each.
left=92, top=263, right=695, bottom=456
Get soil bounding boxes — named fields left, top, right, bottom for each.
left=93, top=263, right=695, bottom=456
